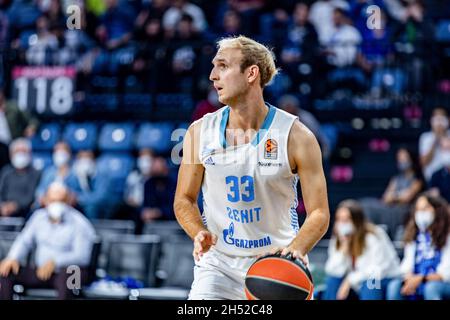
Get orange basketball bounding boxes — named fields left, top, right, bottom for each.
left=245, top=253, right=314, bottom=300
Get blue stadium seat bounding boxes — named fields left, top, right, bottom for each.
left=96, top=153, right=134, bottom=195
left=371, top=68, right=405, bottom=95
left=436, top=20, right=450, bottom=42
left=63, top=123, right=98, bottom=152
left=31, top=124, right=61, bottom=151
left=32, top=152, right=53, bottom=171
left=98, top=123, right=135, bottom=152
left=136, top=123, right=174, bottom=154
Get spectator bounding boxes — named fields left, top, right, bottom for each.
left=141, top=156, right=176, bottom=224
left=429, top=136, right=450, bottom=203
left=124, top=148, right=154, bottom=209
left=387, top=193, right=450, bottom=300
left=323, top=199, right=400, bottom=300
left=162, top=0, right=207, bottom=38
left=360, top=147, right=424, bottom=238
left=191, top=85, right=222, bottom=121
left=324, top=7, right=362, bottom=68
left=226, top=0, right=265, bottom=35
left=134, top=0, right=169, bottom=35
left=25, top=14, right=59, bottom=65
left=0, top=182, right=96, bottom=300
left=281, top=3, right=318, bottom=65
left=0, top=87, right=39, bottom=143
left=166, top=14, right=203, bottom=93
left=35, top=141, right=80, bottom=204
left=214, top=9, right=242, bottom=39
left=93, top=0, right=135, bottom=74
left=355, top=7, right=394, bottom=71
left=0, top=138, right=41, bottom=218
left=309, top=0, right=349, bottom=45
left=132, top=16, right=164, bottom=82
left=72, top=150, right=111, bottom=220
left=6, top=0, right=41, bottom=49
left=280, top=2, right=319, bottom=89
left=278, top=94, right=332, bottom=159
left=419, top=107, right=450, bottom=182
left=391, top=0, right=435, bottom=93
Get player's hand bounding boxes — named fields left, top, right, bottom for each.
left=193, top=230, right=217, bottom=262
left=258, top=246, right=308, bottom=267
left=280, top=246, right=309, bottom=267
left=0, top=259, right=20, bottom=277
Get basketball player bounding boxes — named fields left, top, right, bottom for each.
left=174, top=36, right=330, bottom=300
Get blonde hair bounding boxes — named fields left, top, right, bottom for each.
left=217, top=35, right=278, bottom=88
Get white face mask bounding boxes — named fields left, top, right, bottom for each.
left=74, top=158, right=95, bottom=176
left=137, top=155, right=153, bottom=175
left=12, top=152, right=31, bottom=169
left=415, top=210, right=435, bottom=232
left=53, top=150, right=70, bottom=168
left=336, top=222, right=355, bottom=237
left=431, top=115, right=449, bottom=131
left=47, top=201, right=68, bottom=221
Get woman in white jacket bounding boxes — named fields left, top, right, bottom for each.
left=387, top=193, right=450, bottom=300
left=323, top=199, right=401, bottom=300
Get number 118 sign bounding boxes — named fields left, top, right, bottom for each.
left=12, top=66, right=76, bottom=116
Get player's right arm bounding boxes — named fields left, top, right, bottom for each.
left=174, top=120, right=217, bottom=261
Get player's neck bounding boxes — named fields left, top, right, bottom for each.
left=227, top=92, right=267, bottom=131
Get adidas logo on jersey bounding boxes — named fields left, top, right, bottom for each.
left=204, top=156, right=215, bottom=165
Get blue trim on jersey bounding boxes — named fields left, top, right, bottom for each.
left=219, top=103, right=277, bottom=149
left=251, top=104, right=276, bottom=146
left=219, top=107, right=230, bottom=149
left=290, top=176, right=299, bottom=233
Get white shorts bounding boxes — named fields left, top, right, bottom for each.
left=188, top=248, right=257, bottom=300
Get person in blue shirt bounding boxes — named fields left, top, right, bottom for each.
left=72, top=150, right=112, bottom=220
left=387, top=193, right=450, bottom=300
left=0, top=182, right=96, bottom=300
left=35, top=141, right=80, bottom=206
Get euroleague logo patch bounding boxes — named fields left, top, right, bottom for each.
left=264, top=138, right=278, bottom=159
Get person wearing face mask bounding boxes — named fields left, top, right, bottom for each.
left=429, top=136, right=450, bottom=203
left=34, top=141, right=80, bottom=205
left=71, top=150, right=112, bottom=220
left=141, top=156, right=177, bottom=224
left=419, top=107, right=450, bottom=182
left=116, top=148, right=154, bottom=230
left=0, top=182, right=96, bottom=300
left=124, top=148, right=154, bottom=209
left=323, top=199, right=400, bottom=300
left=359, top=147, right=424, bottom=238
left=0, top=138, right=41, bottom=218
left=387, top=193, right=450, bottom=300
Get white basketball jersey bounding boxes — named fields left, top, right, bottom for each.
left=198, top=103, right=300, bottom=257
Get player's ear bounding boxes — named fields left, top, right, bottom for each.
left=247, top=65, right=260, bottom=85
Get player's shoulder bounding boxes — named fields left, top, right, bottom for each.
left=288, top=118, right=318, bottom=146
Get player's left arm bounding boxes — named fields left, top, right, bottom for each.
left=281, top=120, right=330, bottom=263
